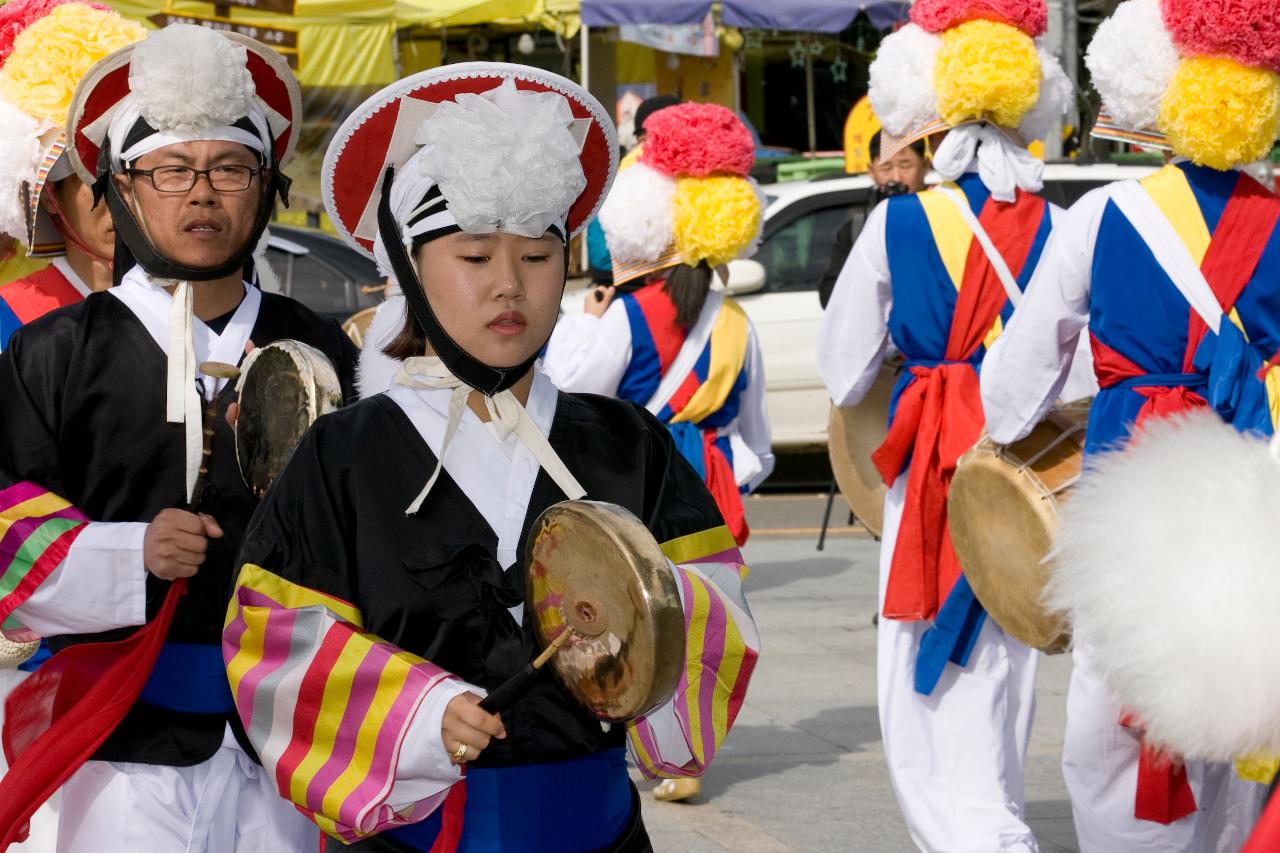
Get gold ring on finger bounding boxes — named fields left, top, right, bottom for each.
left=453, top=742, right=470, bottom=763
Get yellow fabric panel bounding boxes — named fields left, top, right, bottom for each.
left=1237, top=755, right=1280, bottom=785
left=669, top=298, right=750, bottom=426
left=1141, top=164, right=1212, bottom=266
left=916, top=186, right=973, bottom=294
left=660, top=526, right=738, bottom=565
left=226, top=563, right=364, bottom=628
left=1265, top=365, right=1280, bottom=431
left=0, top=241, right=48, bottom=287
left=984, top=315, right=1004, bottom=351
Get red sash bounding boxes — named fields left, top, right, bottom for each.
left=0, top=581, right=185, bottom=846
left=0, top=266, right=83, bottom=324
left=871, top=190, right=1044, bottom=620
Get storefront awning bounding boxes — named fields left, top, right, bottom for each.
left=580, top=0, right=909, bottom=32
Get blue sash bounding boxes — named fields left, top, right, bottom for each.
left=137, top=642, right=235, bottom=714
left=387, top=748, right=633, bottom=852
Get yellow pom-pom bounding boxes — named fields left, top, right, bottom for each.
left=672, top=176, right=762, bottom=269
left=1158, top=56, right=1280, bottom=171
left=0, top=4, right=146, bottom=123
left=934, top=20, right=1040, bottom=129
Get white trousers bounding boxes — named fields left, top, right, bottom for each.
left=1063, top=646, right=1266, bottom=852
left=56, top=726, right=317, bottom=853
left=0, top=669, right=59, bottom=853
left=878, top=476, right=1041, bottom=853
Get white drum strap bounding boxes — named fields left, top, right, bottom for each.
left=936, top=186, right=1022, bottom=308
left=645, top=291, right=724, bottom=415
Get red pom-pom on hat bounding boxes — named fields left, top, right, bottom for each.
left=910, top=0, right=1048, bottom=37
left=0, top=0, right=106, bottom=66
left=1161, top=0, right=1280, bottom=73
left=640, top=102, right=756, bottom=178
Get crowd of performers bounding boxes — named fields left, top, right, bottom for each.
left=2, top=0, right=1280, bottom=850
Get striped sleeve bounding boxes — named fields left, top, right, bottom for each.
left=224, top=562, right=460, bottom=843
left=626, top=525, right=760, bottom=779
left=0, top=481, right=88, bottom=637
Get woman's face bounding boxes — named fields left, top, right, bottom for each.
left=415, top=230, right=566, bottom=367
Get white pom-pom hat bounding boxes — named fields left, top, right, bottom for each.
left=1086, top=0, right=1179, bottom=150
left=66, top=25, right=301, bottom=185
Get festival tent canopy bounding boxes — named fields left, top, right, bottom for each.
left=579, top=0, right=909, bottom=31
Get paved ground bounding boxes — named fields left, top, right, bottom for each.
left=635, top=493, right=1080, bottom=853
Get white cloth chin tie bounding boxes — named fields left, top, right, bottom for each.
left=165, top=281, right=203, bottom=506
left=394, top=356, right=586, bottom=514
left=932, top=123, right=1044, bottom=203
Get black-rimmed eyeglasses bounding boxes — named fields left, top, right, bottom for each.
left=125, top=165, right=263, bottom=193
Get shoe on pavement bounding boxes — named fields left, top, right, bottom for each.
left=653, top=778, right=702, bottom=802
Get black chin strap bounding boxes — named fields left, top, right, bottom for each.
left=96, top=144, right=291, bottom=285
left=376, top=166, right=544, bottom=397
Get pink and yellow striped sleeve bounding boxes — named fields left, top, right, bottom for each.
left=627, top=525, right=760, bottom=779
left=0, top=481, right=88, bottom=640
left=223, top=563, right=460, bottom=843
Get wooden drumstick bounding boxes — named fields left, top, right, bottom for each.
left=185, top=362, right=241, bottom=511
left=478, top=628, right=575, bottom=714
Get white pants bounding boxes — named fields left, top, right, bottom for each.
left=878, top=476, right=1041, bottom=853
left=56, top=725, right=317, bottom=853
left=1063, top=646, right=1266, bottom=852
left=0, top=669, right=59, bottom=853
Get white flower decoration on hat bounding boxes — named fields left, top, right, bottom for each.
left=416, top=77, right=587, bottom=239
left=1085, top=0, right=1179, bottom=132
left=0, top=96, right=48, bottom=240
left=1019, top=44, right=1074, bottom=143
left=129, top=24, right=256, bottom=137
left=598, top=162, right=677, bottom=265
left=868, top=23, right=942, bottom=139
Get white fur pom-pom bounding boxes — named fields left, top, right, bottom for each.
left=418, top=78, right=586, bottom=240
left=1047, top=411, right=1280, bottom=761
left=129, top=24, right=254, bottom=135
left=598, top=162, right=676, bottom=264
left=1019, top=45, right=1073, bottom=143
left=0, top=97, right=48, bottom=241
left=1085, top=0, right=1179, bottom=131
left=869, top=24, right=942, bottom=138
left=357, top=295, right=407, bottom=399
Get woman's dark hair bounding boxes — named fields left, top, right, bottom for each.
left=663, top=261, right=714, bottom=330
left=383, top=308, right=427, bottom=361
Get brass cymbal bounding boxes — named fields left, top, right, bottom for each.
left=525, top=501, right=685, bottom=722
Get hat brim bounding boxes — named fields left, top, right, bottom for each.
left=24, top=134, right=69, bottom=257
left=66, top=30, right=302, bottom=184
left=878, top=118, right=1028, bottom=165
left=322, top=62, right=619, bottom=261
left=1090, top=111, right=1172, bottom=152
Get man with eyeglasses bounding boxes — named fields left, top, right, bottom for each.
left=0, top=25, right=356, bottom=851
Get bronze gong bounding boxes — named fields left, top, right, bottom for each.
left=524, top=501, right=685, bottom=722
left=234, top=340, right=343, bottom=497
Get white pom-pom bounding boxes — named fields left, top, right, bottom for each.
left=869, top=24, right=942, bottom=138
left=0, top=97, right=49, bottom=242
left=1085, top=0, right=1179, bottom=131
left=357, top=295, right=408, bottom=399
left=129, top=24, right=255, bottom=135
left=598, top=162, right=676, bottom=264
left=1019, top=45, right=1073, bottom=143
left=1047, top=411, right=1280, bottom=761
left=418, top=78, right=586, bottom=239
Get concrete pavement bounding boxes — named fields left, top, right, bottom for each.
left=634, top=494, right=1080, bottom=852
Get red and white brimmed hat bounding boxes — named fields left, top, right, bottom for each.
left=322, top=62, right=617, bottom=272
left=66, top=25, right=301, bottom=186
left=0, top=0, right=145, bottom=256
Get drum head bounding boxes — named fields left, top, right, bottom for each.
left=828, top=362, right=897, bottom=537
left=0, top=636, right=38, bottom=669
left=948, top=443, right=1072, bottom=654
left=236, top=340, right=344, bottom=497
left=526, top=501, right=685, bottom=722
left=342, top=307, right=378, bottom=348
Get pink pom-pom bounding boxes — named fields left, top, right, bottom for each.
left=910, top=0, right=1048, bottom=37
left=0, top=0, right=107, bottom=66
left=639, top=102, right=756, bottom=178
left=1161, top=0, right=1280, bottom=73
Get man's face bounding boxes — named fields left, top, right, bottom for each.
left=43, top=174, right=114, bottom=260
left=114, top=139, right=265, bottom=269
left=869, top=147, right=929, bottom=194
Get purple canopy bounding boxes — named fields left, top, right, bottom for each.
left=580, top=0, right=910, bottom=32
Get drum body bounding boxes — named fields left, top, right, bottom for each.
left=828, top=361, right=898, bottom=538
left=525, top=501, right=684, bottom=722
left=342, top=306, right=378, bottom=348
left=947, top=405, right=1089, bottom=654
left=235, top=340, right=344, bottom=497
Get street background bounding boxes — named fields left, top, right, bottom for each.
left=635, top=489, right=1081, bottom=853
